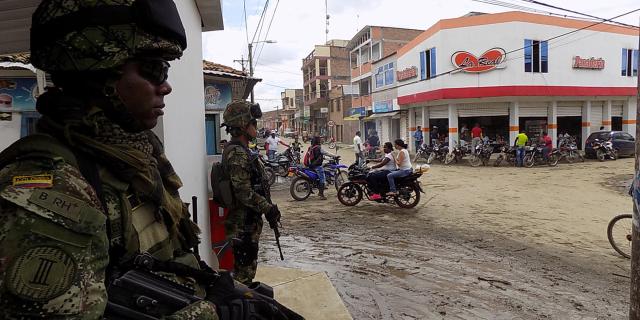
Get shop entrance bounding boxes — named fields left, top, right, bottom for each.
left=364, top=121, right=377, bottom=140
left=459, top=116, right=509, bottom=143
left=391, top=119, right=401, bottom=141
left=557, top=116, right=582, bottom=144
left=429, top=118, right=449, bottom=144
left=612, top=116, right=623, bottom=131
left=519, top=117, right=547, bottom=142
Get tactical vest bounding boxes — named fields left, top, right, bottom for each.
left=0, top=134, right=205, bottom=291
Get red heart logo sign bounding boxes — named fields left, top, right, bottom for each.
left=451, top=48, right=506, bottom=73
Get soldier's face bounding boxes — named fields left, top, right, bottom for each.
left=115, top=60, right=172, bottom=130
left=246, top=121, right=258, bottom=138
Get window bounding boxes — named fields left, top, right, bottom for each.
left=375, top=66, right=384, bottom=88
left=372, top=43, right=381, bottom=61
left=420, top=47, right=436, bottom=80
left=359, top=79, right=370, bottom=96
left=205, top=114, right=220, bottom=155
left=622, top=48, right=639, bottom=77
left=384, top=62, right=394, bottom=85
left=524, top=39, right=548, bottom=73
left=337, top=99, right=341, bottom=112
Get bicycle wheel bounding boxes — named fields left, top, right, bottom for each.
left=607, top=214, right=633, bottom=259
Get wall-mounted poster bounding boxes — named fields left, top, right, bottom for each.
left=204, top=82, right=232, bottom=111
left=0, top=78, right=38, bottom=112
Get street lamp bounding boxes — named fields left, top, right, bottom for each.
left=248, top=40, right=277, bottom=103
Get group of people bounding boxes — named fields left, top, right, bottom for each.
left=365, top=139, right=414, bottom=197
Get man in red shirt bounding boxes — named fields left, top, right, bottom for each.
left=471, top=123, right=483, bottom=153
left=542, top=131, right=553, bottom=162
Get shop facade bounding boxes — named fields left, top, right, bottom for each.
left=387, top=11, right=637, bottom=154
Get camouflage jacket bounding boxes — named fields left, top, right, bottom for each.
left=222, top=143, right=273, bottom=229
left=0, top=135, right=217, bottom=319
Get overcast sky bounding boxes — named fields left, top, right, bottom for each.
left=202, top=0, right=640, bottom=111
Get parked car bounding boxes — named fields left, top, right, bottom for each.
left=584, top=131, right=635, bottom=158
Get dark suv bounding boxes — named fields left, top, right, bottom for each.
left=584, top=131, right=635, bottom=158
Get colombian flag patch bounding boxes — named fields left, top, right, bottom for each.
left=12, top=174, right=54, bottom=189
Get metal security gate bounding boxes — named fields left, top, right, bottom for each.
left=457, top=103, right=509, bottom=117
left=612, top=102, right=624, bottom=117
left=429, top=105, right=448, bottom=119
left=519, top=103, right=548, bottom=117
left=557, top=101, right=582, bottom=117
left=590, top=101, right=604, bottom=131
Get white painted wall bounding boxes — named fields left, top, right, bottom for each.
left=397, top=21, right=638, bottom=97
left=0, top=113, right=22, bottom=151
left=162, top=0, right=212, bottom=265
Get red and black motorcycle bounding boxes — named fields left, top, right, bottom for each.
left=336, top=163, right=424, bottom=209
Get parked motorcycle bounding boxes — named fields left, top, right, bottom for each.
left=264, top=148, right=298, bottom=178
left=468, top=142, right=493, bottom=167
left=445, top=141, right=469, bottom=165
left=592, top=138, right=617, bottom=162
left=414, top=144, right=433, bottom=163
left=523, top=144, right=559, bottom=167
left=337, top=163, right=424, bottom=209
left=288, top=156, right=348, bottom=201
left=494, top=145, right=516, bottom=167
left=427, top=142, right=448, bottom=164
left=558, top=137, right=584, bottom=163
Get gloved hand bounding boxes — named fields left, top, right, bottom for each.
left=265, top=205, right=281, bottom=227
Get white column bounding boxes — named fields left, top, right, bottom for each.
left=582, top=101, right=592, bottom=150
left=548, top=101, right=558, bottom=147
left=448, top=104, right=458, bottom=151
left=623, top=97, right=636, bottom=136
left=408, top=107, right=416, bottom=153
left=603, top=100, right=612, bottom=131
left=422, top=106, right=430, bottom=146
left=509, top=102, right=519, bottom=146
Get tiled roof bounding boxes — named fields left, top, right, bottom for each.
left=0, top=53, right=30, bottom=64
left=203, top=60, right=247, bottom=77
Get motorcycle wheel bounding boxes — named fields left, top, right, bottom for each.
left=276, top=166, right=289, bottom=177
left=337, top=182, right=363, bottom=206
left=290, top=177, right=312, bottom=201
left=578, top=152, right=585, bottom=162
left=611, top=149, right=618, bottom=160
left=468, top=154, right=482, bottom=167
left=524, top=154, right=535, bottom=168
left=607, top=213, right=633, bottom=259
left=597, top=149, right=606, bottom=162
left=565, top=151, right=574, bottom=163
left=334, top=170, right=349, bottom=191
left=264, top=167, right=276, bottom=186
left=413, top=151, right=422, bottom=163
left=395, top=184, right=421, bottom=209
left=444, top=153, right=455, bottom=165
left=494, top=154, right=504, bottom=167
left=548, top=153, right=559, bottom=167
left=426, top=152, right=436, bottom=165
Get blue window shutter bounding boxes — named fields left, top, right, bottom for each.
left=622, top=49, right=628, bottom=76
left=205, top=116, right=216, bottom=155
left=540, top=41, right=548, bottom=73
left=524, top=39, right=532, bottom=72
left=430, top=47, right=437, bottom=78
left=420, top=51, right=426, bottom=80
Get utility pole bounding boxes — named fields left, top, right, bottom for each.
left=233, top=55, right=248, bottom=73
left=631, top=20, right=640, bottom=319
left=248, top=43, right=255, bottom=103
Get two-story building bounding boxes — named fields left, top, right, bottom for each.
left=392, top=11, right=638, bottom=153
left=348, top=26, right=423, bottom=139
left=301, top=40, right=351, bottom=136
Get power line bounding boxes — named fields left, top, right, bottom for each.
left=243, top=0, right=250, bottom=45
left=472, top=0, right=614, bottom=23
left=250, top=0, right=270, bottom=48
left=517, top=0, right=639, bottom=29
left=255, top=0, right=281, bottom=68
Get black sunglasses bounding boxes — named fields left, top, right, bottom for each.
left=138, top=59, right=170, bottom=85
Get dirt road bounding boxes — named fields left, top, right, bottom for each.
left=260, top=144, right=633, bottom=319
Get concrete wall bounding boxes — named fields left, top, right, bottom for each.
left=161, top=0, right=212, bottom=265
left=0, top=112, right=22, bottom=151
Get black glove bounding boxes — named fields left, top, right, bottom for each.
left=265, top=205, right=281, bottom=228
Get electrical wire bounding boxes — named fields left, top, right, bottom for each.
left=472, top=0, right=612, bottom=23
left=251, top=0, right=270, bottom=48
left=243, top=0, right=250, bottom=45
left=517, top=0, right=639, bottom=29
left=254, top=0, right=281, bottom=69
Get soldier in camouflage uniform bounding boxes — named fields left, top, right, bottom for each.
left=221, top=101, right=281, bottom=285
left=0, top=1, right=301, bottom=319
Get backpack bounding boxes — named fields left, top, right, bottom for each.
left=303, top=145, right=318, bottom=167
left=211, top=143, right=242, bottom=208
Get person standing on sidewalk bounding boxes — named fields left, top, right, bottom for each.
left=353, top=131, right=364, bottom=165
left=471, top=123, right=483, bottom=152
left=265, top=132, right=289, bottom=161
left=414, top=126, right=424, bottom=151
left=387, top=139, right=413, bottom=196
left=515, top=131, right=529, bottom=167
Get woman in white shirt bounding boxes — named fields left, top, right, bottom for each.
left=365, top=142, right=397, bottom=196
left=386, top=139, right=413, bottom=196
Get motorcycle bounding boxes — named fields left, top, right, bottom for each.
left=494, top=145, right=516, bottom=167
left=559, top=137, right=584, bottom=163
left=337, top=163, right=424, bottom=209
left=263, top=148, right=298, bottom=178
left=468, top=142, right=493, bottom=167
left=445, top=141, right=469, bottom=165
left=427, top=142, right=448, bottom=164
left=523, top=144, right=559, bottom=167
left=288, top=156, right=348, bottom=201
left=592, top=138, right=617, bottom=162
left=413, top=144, right=433, bottom=163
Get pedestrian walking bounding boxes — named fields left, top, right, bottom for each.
left=414, top=126, right=424, bottom=151
left=354, top=131, right=364, bottom=165
left=265, top=132, right=289, bottom=161
left=471, top=123, right=483, bottom=152
left=515, top=131, right=529, bottom=167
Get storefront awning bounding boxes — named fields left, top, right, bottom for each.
left=366, top=111, right=399, bottom=119
left=343, top=115, right=361, bottom=121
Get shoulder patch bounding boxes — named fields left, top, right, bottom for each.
left=6, top=246, right=77, bottom=302
left=12, top=174, right=53, bottom=189
left=28, top=190, right=83, bottom=223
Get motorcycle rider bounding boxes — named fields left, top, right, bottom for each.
left=308, top=137, right=328, bottom=200
left=366, top=142, right=397, bottom=199
left=387, top=139, right=413, bottom=196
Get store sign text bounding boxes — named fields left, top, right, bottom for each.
left=572, top=56, right=605, bottom=70
left=396, top=66, right=417, bottom=81
left=451, top=48, right=506, bottom=73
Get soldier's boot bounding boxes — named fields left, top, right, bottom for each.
left=318, top=184, right=327, bottom=200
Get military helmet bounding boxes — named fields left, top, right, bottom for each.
left=223, top=100, right=263, bottom=129
left=30, top=0, right=187, bottom=73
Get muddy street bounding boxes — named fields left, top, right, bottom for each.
left=258, top=152, right=633, bottom=319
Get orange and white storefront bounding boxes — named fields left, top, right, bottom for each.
left=392, top=11, right=638, bottom=153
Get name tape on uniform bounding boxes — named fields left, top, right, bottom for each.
left=28, top=190, right=82, bottom=223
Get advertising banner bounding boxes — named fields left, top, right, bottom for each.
left=0, top=77, right=38, bottom=112
left=204, top=82, right=232, bottom=111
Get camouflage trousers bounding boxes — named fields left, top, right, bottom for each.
left=224, top=212, right=263, bottom=285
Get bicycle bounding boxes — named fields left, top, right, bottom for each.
left=607, top=213, right=633, bottom=259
